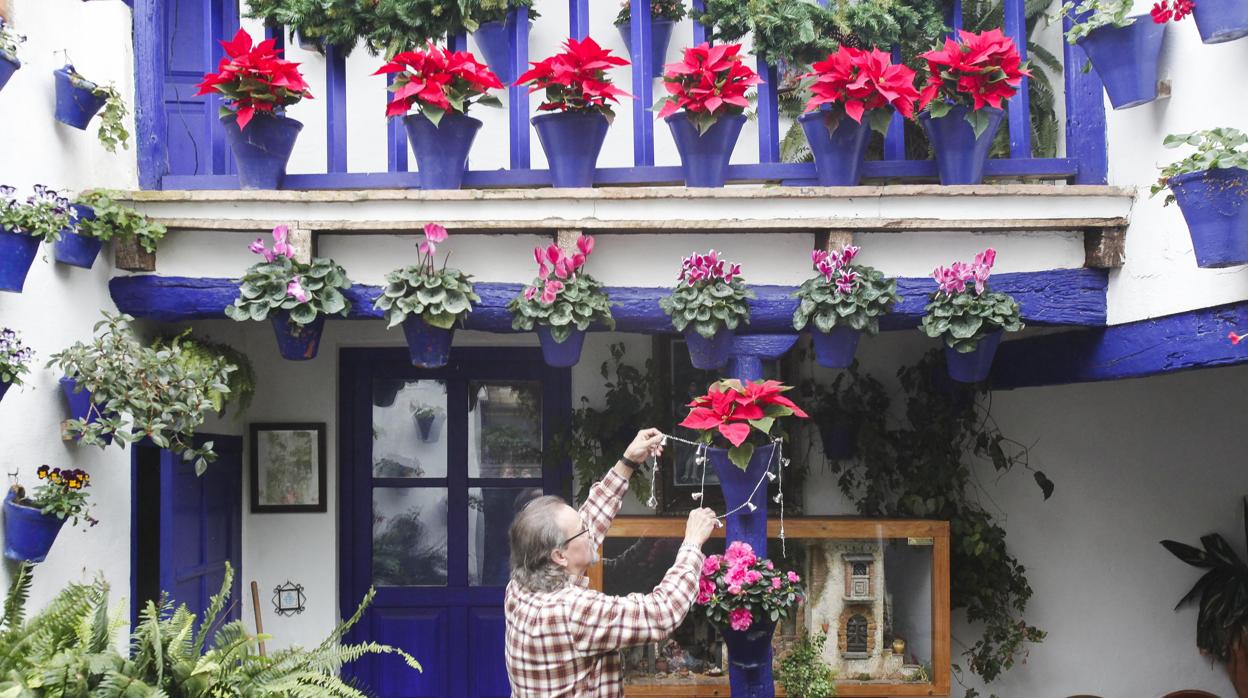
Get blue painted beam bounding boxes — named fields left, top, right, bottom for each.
left=990, top=301, right=1248, bottom=389
left=132, top=0, right=166, bottom=190
left=108, top=269, right=1107, bottom=330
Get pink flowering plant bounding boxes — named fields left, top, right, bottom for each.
left=374, top=223, right=481, bottom=330
left=508, top=234, right=615, bottom=343
left=659, top=250, right=754, bottom=340
left=696, top=541, right=804, bottom=632
left=226, top=225, right=352, bottom=328
left=792, top=245, right=897, bottom=335
left=919, top=248, right=1023, bottom=353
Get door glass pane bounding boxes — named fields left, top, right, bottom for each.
left=373, top=488, right=448, bottom=587
left=373, top=379, right=447, bottom=479
left=468, top=487, right=543, bottom=586
left=468, top=381, right=543, bottom=478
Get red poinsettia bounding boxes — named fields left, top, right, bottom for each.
left=515, top=37, right=633, bottom=120
left=918, top=29, right=1031, bottom=113
left=374, top=43, right=504, bottom=125
left=195, top=28, right=312, bottom=131
left=1152, top=0, right=1195, bottom=22
left=655, top=43, right=762, bottom=135
left=802, top=46, right=919, bottom=135
left=680, top=379, right=808, bottom=469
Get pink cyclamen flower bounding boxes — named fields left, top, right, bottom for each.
left=577, top=234, right=595, bottom=257
left=541, top=279, right=565, bottom=304
left=787, top=571, right=800, bottom=583
left=249, top=238, right=276, bottom=263
left=771, top=577, right=782, bottom=590
left=839, top=245, right=860, bottom=266
left=524, top=286, right=538, bottom=301
left=286, top=278, right=309, bottom=303
left=697, top=577, right=716, bottom=604
left=272, top=225, right=294, bottom=259
left=419, top=240, right=437, bottom=257
left=835, top=269, right=859, bottom=295
left=424, top=223, right=448, bottom=243
left=729, top=607, right=753, bottom=631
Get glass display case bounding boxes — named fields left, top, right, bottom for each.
left=587, top=518, right=951, bottom=697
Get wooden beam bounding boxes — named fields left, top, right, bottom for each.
left=108, top=269, right=1108, bottom=330
left=1084, top=229, right=1126, bottom=268
left=990, top=301, right=1248, bottom=389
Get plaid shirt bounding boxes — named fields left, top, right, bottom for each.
left=504, top=469, right=706, bottom=697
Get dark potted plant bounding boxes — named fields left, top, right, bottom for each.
left=3, top=466, right=96, bottom=563
left=376, top=44, right=503, bottom=190
left=410, top=401, right=445, bottom=442
left=660, top=250, right=752, bottom=370
left=0, top=184, right=74, bottom=292
left=0, top=19, right=25, bottom=94
left=1161, top=498, right=1248, bottom=698
left=1151, top=128, right=1248, bottom=269
left=508, top=234, right=614, bottom=367
left=798, top=46, right=918, bottom=186
left=196, top=29, right=313, bottom=189
left=64, top=189, right=168, bottom=270
left=615, top=0, right=687, bottom=80
left=793, top=244, right=897, bottom=368
left=1188, top=0, right=1248, bottom=43
left=0, top=328, right=33, bottom=406
left=919, top=248, right=1024, bottom=383
left=776, top=631, right=837, bottom=698
left=465, top=0, right=538, bottom=84
left=375, top=223, right=481, bottom=368
left=1060, top=0, right=1188, bottom=110
left=917, top=29, right=1031, bottom=184
left=515, top=37, right=632, bottom=188
left=226, top=226, right=352, bottom=361
left=53, top=64, right=129, bottom=152
left=655, top=42, right=761, bottom=187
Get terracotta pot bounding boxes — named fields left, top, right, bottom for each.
left=1230, top=632, right=1248, bottom=698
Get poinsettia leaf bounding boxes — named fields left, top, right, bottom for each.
left=728, top=442, right=755, bottom=471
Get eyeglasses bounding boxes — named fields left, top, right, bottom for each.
left=562, top=527, right=591, bottom=547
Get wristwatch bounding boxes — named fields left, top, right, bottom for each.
left=619, top=455, right=644, bottom=470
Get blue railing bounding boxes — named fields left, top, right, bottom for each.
left=138, top=0, right=1108, bottom=191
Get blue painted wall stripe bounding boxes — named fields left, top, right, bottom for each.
left=569, top=0, right=590, bottom=40
left=508, top=8, right=532, bottom=169
left=630, top=0, right=656, bottom=167
left=325, top=45, right=349, bottom=173
left=1004, top=0, right=1033, bottom=159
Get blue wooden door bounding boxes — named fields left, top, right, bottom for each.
left=340, top=348, right=571, bottom=697
left=158, top=435, right=243, bottom=624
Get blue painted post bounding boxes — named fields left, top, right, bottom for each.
left=630, top=0, right=656, bottom=167
left=756, top=60, right=780, bottom=164
left=1062, top=16, right=1108, bottom=183
left=883, top=45, right=907, bottom=161
left=509, top=7, right=531, bottom=169
left=386, top=73, right=408, bottom=173
left=325, top=45, right=348, bottom=173
left=132, top=0, right=166, bottom=189
left=950, top=0, right=964, bottom=34
left=207, top=2, right=241, bottom=175
left=1004, top=0, right=1033, bottom=159
left=691, top=0, right=708, bottom=45
left=569, top=0, right=590, bottom=41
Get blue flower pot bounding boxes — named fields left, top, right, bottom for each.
left=719, top=620, right=778, bottom=698
left=54, top=67, right=107, bottom=129
left=3, top=493, right=66, bottom=563
left=666, top=112, right=747, bottom=187
left=416, top=414, right=438, bottom=442
left=0, top=227, right=41, bottom=293
left=59, top=376, right=113, bottom=444
left=798, top=106, right=876, bottom=186
left=404, top=112, right=483, bottom=190
left=402, top=316, right=455, bottom=368
left=0, top=55, right=19, bottom=94
left=945, top=330, right=1004, bottom=383
left=1077, top=18, right=1166, bottom=110
left=684, top=327, right=735, bottom=370
left=919, top=105, right=1005, bottom=185
left=270, top=312, right=325, bottom=361
left=536, top=326, right=586, bottom=368
left=819, top=420, right=856, bottom=460
left=532, top=111, right=609, bottom=188
left=0, top=380, right=10, bottom=404
left=1170, top=167, right=1248, bottom=268
left=618, top=18, right=675, bottom=79
left=812, top=326, right=862, bottom=369
left=708, top=443, right=777, bottom=571
left=52, top=232, right=103, bottom=268
left=1192, top=0, right=1248, bottom=43
left=222, top=114, right=304, bottom=190
left=473, top=15, right=522, bottom=84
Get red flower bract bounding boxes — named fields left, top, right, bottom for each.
left=803, top=46, right=919, bottom=122
left=515, top=37, right=632, bottom=117
left=375, top=43, right=503, bottom=120
left=655, top=43, right=762, bottom=131
left=918, top=29, right=1032, bottom=112
left=679, top=379, right=808, bottom=448
left=195, top=28, right=313, bottom=131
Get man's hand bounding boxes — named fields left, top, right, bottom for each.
left=622, top=428, right=665, bottom=465
left=683, top=508, right=719, bottom=548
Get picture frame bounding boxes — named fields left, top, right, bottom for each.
left=250, top=422, right=327, bottom=513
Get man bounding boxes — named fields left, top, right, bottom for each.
left=505, top=427, right=719, bottom=697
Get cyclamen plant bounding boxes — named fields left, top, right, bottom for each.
left=696, top=541, right=804, bottom=631
left=919, top=248, right=1024, bottom=352
left=0, top=184, right=74, bottom=242
left=0, top=328, right=34, bottom=387
left=375, top=223, right=481, bottom=330
left=801, top=46, right=919, bottom=136
left=918, top=29, right=1032, bottom=137
left=508, top=235, right=615, bottom=342
left=24, top=466, right=97, bottom=527
left=1060, top=0, right=1192, bottom=43
left=655, top=43, right=762, bottom=134
left=196, top=28, right=313, bottom=130
left=793, top=245, right=898, bottom=335
left=515, top=38, right=632, bottom=121
left=225, top=226, right=352, bottom=327
left=1151, top=128, right=1248, bottom=205
left=680, top=379, right=809, bottom=470
left=660, top=250, right=753, bottom=340
left=615, top=0, right=687, bottom=25
left=375, top=44, right=503, bottom=125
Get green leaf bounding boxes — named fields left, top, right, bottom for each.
left=728, top=443, right=755, bottom=471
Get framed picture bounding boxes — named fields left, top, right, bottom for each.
left=250, top=423, right=327, bottom=513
